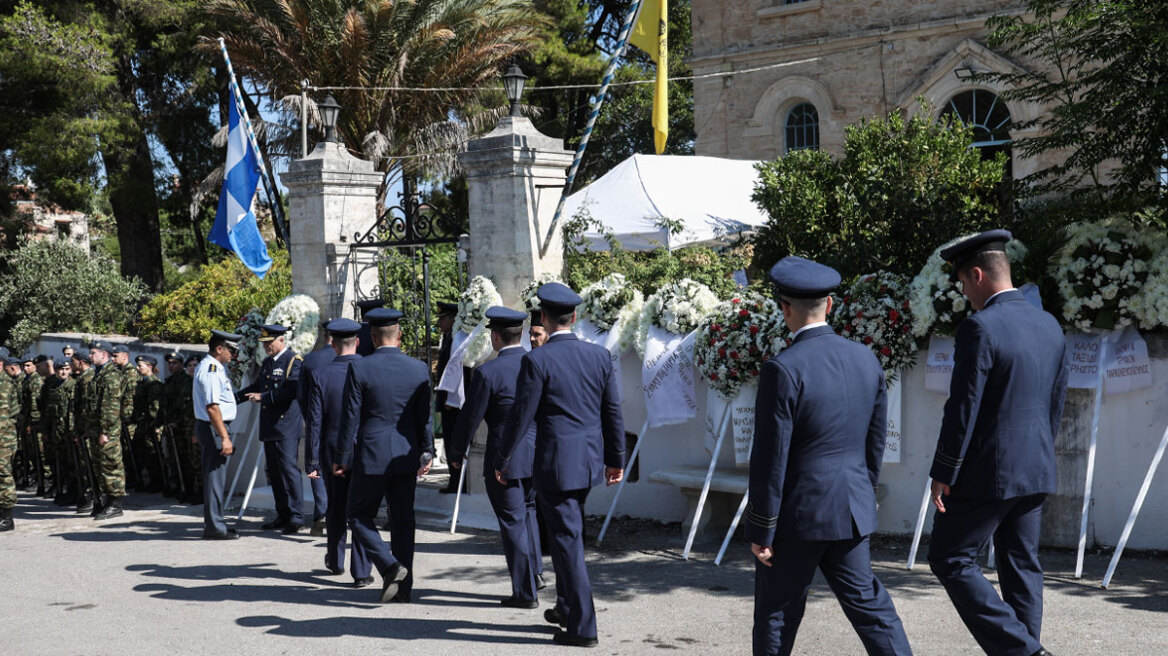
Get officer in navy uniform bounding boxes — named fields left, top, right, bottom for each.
left=193, top=330, right=242, bottom=540
left=435, top=300, right=464, bottom=494
left=334, top=308, right=433, bottom=603
left=927, top=230, right=1069, bottom=656
left=495, top=283, right=625, bottom=648
left=745, top=257, right=912, bottom=656
left=298, top=319, right=335, bottom=536
left=354, top=299, right=385, bottom=357
left=237, top=324, right=305, bottom=535
left=449, top=306, right=543, bottom=608
left=305, top=318, right=372, bottom=586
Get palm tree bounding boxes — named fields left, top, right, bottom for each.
left=199, top=0, right=546, bottom=204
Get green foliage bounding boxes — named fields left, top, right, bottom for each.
left=750, top=108, right=1006, bottom=280
left=562, top=212, right=748, bottom=300
left=377, top=243, right=465, bottom=360
left=0, top=238, right=146, bottom=350
left=136, top=249, right=292, bottom=344
left=986, top=1, right=1168, bottom=203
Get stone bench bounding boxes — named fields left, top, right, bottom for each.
left=648, top=465, right=749, bottom=537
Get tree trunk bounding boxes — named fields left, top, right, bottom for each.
left=102, top=60, right=165, bottom=292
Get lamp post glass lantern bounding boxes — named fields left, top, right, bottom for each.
left=318, top=95, right=341, bottom=142
left=503, top=65, right=528, bottom=118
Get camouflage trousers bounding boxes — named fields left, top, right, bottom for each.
left=89, top=433, right=126, bottom=498
left=23, top=427, right=51, bottom=482
left=0, top=427, right=16, bottom=509
left=129, top=424, right=163, bottom=488
left=173, top=425, right=201, bottom=491
left=47, top=430, right=76, bottom=490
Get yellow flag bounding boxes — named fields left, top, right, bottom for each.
left=630, top=0, right=668, bottom=154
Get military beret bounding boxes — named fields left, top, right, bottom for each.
left=437, top=301, right=459, bottom=316
left=529, top=309, right=543, bottom=325
left=257, top=324, right=289, bottom=342
left=163, top=351, right=183, bottom=362
left=355, top=298, right=386, bottom=312
left=19, top=354, right=34, bottom=364
left=485, top=306, right=527, bottom=330
left=366, top=308, right=404, bottom=327
left=0, top=346, right=9, bottom=358
left=61, top=344, right=74, bottom=351
left=3, top=356, right=21, bottom=366
left=185, top=355, right=201, bottom=365
left=326, top=318, right=361, bottom=337
left=90, top=340, right=114, bottom=354
left=71, top=349, right=92, bottom=364
left=135, top=355, right=158, bottom=366
left=32, top=354, right=50, bottom=364
left=768, top=256, right=841, bottom=299
left=536, top=282, right=582, bottom=313
left=112, top=344, right=131, bottom=354
left=209, top=329, right=243, bottom=349
left=939, top=229, right=1013, bottom=282
left=54, top=357, right=70, bottom=369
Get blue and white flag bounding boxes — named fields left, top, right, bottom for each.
left=209, top=97, right=272, bottom=278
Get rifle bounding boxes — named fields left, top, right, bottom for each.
left=121, top=423, right=141, bottom=491
left=29, top=424, right=45, bottom=494
left=75, top=433, right=101, bottom=505
left=145, top=422, right=174, bottom=495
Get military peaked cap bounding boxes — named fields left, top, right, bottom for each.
left=940, top=229, right=1013, bottom=282
left=326, top=318, right=361, bottom=336
left=485, top=306, right=527, bottom=330
left=536, top=282, right=582, bottom=313
left=365, top=308, right=404, bottom=327
left=768, top=256, right=841, bottom=299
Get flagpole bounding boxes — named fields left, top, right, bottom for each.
left=538, top=0, right=645, bottom=257
left=218, top=38, right=289, bottom=247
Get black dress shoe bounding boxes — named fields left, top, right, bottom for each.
left=1032, top=649, right=1055, bottom=656
left=326, top=565, right=344, bottom=575
left=552, top=631, right=598, bottom=648
left=391, top=590, right=412, bottom=603
left=354, top=576, right=374, bottom=588
left=500, top=596, right=538, bottom=609
left=310, top=517, right=326, bottom=537
left=281, top=523, right=303, bottom=535
left=535, top=574, right=548, bottom=590
left=544, top=607, right=567, bottom=627
left=262, top=518, right=289, bottom=530
left=203, top=529, right=240, bottom=540
left=379, top=563, right=408, bottom=603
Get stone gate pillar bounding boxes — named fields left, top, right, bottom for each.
left=457, top=117, right=574, bottom=306
left=280, top=141, right=383, bottom=320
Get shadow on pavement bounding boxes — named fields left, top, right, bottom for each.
left=236, top=614, right=554, bottom=644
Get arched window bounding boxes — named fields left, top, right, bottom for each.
left=939, top=89, right=1013, bottom=175
left=785, top=103, right=820, bottom=154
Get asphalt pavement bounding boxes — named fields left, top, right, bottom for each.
left=2, top=491, right=1166, bottom=655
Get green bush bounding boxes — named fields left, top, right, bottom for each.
left=376, top=242, right=465, bottom=358
left=750, top=107, right=1007, bottom=280
left=562, top=212, right=750, bottom=299
left=136, top=249, right=291, bottom=343
left=0, top=238, right=146, bottom=350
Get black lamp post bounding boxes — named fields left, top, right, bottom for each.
left=318, top=95, right=341, bottom=142
left=502, top=64, right=528, bottom=118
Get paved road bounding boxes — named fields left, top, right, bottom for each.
left=3, top=492, right=1166, bottom=655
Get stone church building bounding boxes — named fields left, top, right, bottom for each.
left=690, top=1, right=1058, bottom=178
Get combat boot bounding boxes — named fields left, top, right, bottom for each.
left=93, top=496, right=123, bottom=521
left=75, top=491, right=94, bottom=514
left=0, top=507, right=13, bottom=532
left=90, top=494, right=107, bottom=517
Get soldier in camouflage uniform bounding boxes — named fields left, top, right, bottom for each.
left=112, top=345, right=140, bottom=490
left=43, top=358, right=76, bottom=506
left=21, top=355, right=50, bottom=495
left=161, top=352, right=199, bottom=503
left=1, top=356, right=22, bottom=531
left=71, top=350, right=98, bottom=513
left=87, top=342, right=127, bottom=520
left=129, top=355, right=164, bottom=492
left=32, top=355, right=57, bottom=497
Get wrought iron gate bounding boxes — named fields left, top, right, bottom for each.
left=349, top=192, right=466, bottom=374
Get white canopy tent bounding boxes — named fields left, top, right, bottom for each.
left=563, top=154, right=768, bottom=251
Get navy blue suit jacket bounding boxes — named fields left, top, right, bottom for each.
left=335, top=346, right=433, bottom=476
left=237, top=348, right=302, bottom=442
left=449, top=347, right=536, bottom=479
left=298, top=346, right=335, bottom=415
left=931, top=289, right=1070, bottom=499
left=305, top=353, right=360, bottom=474
left=745, top=325, right=887, bottom=546
left=496, top=332, right=625, bottom=492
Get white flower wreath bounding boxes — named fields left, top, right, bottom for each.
left=519, top=273, right=563, bottom=312
left=636, top=278, right=720, bottom=356
left=1129, top=247, right=1168, bottom=331
left=266, top=294, right=321, bottom=355
left=694, top=294, right=784, bottom=399
left=453, top=275, right=503, bottom=365
left=575, top=273, right=645, bottom=352
left=832, top=272, right=918, bottom=377
left=231, top=308, right=267, bottom=383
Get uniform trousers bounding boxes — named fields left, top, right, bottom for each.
left=195, top=420, right=231, bottom=534
left=349, top=471, right=417, bottom=595
left=323, top=468, right=369, bottom=579
left=484, top=474, right=541, bottom=601
left=539, top=488, right=596, bottom=639
left=263, top=437, right=304, bottom=525
left=753, top=533, right=912, bottom=656
left=309, top=475, right=327, bottom=522
left=928, top=494, right=1046, bottom=656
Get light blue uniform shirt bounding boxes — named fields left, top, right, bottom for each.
left=193, top=354, right=237, bottom=422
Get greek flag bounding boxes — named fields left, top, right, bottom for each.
left=209, top=96, right=273, bottom=278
